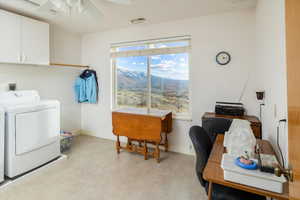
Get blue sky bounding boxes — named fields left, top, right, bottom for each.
left=116, top=42, right=189, bottom=81
left=116, top=54, right=189, bottom=80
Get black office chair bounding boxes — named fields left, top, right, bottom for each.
left=189, top=126, right=266, bottom=200
left=202, top=117, right=232, bottom=142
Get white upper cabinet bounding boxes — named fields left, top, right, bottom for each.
left=0, top=9, right=49, bottom=65
left=0, top=10, right=21, bottom=63
left=21, top=16, right=49, bottom=65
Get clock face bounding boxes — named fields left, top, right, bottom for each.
left=216, top=51, right=231, bottom=65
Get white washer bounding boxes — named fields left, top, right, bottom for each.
left=0, top=107, right=4, bottom=183
left=0, top=90, right=61, bottom=178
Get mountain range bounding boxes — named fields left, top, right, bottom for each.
left=117, top=68, right=189, bottom=94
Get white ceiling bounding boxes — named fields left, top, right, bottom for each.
left=0, top=0, right=257, bottom=34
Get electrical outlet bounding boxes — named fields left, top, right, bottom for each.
left=189, top=143, right=193, bottom=153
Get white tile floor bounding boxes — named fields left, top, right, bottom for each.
left=0, top=135, right=207, bottom=200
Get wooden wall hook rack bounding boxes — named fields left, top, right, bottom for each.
left=50, top=63, right=89, bottom=69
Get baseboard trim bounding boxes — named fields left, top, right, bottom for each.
left=71, top=129, right=83, bottom=136
left=79, top=129, right=95, bottom=136
left=66, top=129, right=85, bottom=136
left=79, top=129, right=195, bottom=156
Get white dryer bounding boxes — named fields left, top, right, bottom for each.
left=0, top=107, right=4, bottom=183
left=0, top=90, right=61, bottom=178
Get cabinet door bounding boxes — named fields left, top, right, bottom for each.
left=0, top=10, right=21, bottom=63
left=21, top=16, right=49, bottom=65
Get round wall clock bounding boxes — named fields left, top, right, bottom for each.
left=216, top=51, right=231, bottom=65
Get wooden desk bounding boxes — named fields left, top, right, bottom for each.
left=202, top=112, right=262, bottom=138
left=112, top=108, right=172, bottom=162
left=203, top=135, right=289, bottom=200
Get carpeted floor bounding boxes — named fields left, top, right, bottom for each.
left=0, top=135, right=207, bottom=200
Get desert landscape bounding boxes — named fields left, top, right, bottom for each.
left=117, top=68, right=189, bottom=113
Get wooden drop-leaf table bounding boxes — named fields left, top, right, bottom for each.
left=112, top=108, right=172, bottom=163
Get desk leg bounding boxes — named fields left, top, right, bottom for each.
left=116, top=135, right=120, bottom=154
left=207, top=182, right=213, bottom=200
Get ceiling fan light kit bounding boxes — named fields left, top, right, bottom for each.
left=44, top=0, right=84, bottom=14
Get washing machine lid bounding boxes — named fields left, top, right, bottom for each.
left=4, top=100, right=60, bottom=114
left=0, top=90, right=40, bottom=106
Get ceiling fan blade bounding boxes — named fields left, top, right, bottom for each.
left=24, top=0, right=103, bottom=19
left=82, top=0, right=104, bottom=19
left=32, top=0, right=58, bottom=15
left=105, top=0, right=132, bottom=5
left=37, top=0, right=53, bottom=10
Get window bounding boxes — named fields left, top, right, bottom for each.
left=115, top=56, right=148, bottom=108
left=111, top=36, right=190, bottom=116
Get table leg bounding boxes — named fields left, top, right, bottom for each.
left=144, top=140, right=148, bottom=160
left=165, top=133, right=169, bottom=152
left=156, top=142, right=160, bottom=163
left=126, top=138, right=132, bottom=150
left=207, top=182, right=213, bottom=200
left=116, top=135, right=120, bottom=154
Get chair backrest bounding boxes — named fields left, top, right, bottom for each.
left=202, top=118, right=232, bottom=142
left=189, top=126, right=213, bottom=187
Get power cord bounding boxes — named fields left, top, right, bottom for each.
left=277, top=119, right=287, bottom=169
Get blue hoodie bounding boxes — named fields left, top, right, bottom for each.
left=74, top=73, right=97, bottom=104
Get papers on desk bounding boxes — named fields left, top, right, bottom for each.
left=221, top=154, right=286, bottom=193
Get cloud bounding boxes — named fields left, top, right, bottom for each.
left=151, top=56, right=161, bottom=60
left=156, top=44, right=167, bottom=48
left=151, top=60, right=177, bottom=69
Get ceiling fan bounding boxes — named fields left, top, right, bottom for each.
left=23, top=0, right=132, bottom=18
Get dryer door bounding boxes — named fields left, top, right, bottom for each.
left=15, top=108, right=60, bottom=155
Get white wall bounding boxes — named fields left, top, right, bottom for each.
left=81, top=9, right=256, bottom=154
left=247, top=0, right=288, bottom=165
left=0, top=25, right=82, bottom=132
left=50, top=26, right=82, bottom=65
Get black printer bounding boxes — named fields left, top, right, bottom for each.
left=215, top=102, right=245, bottom=116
